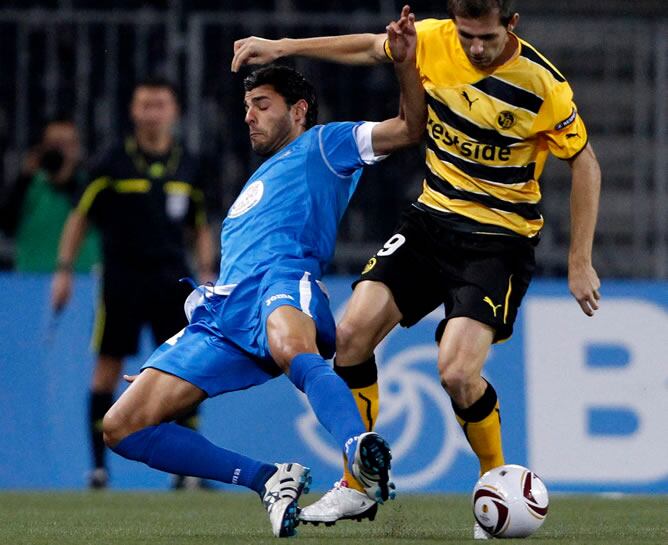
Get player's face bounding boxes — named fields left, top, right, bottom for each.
left=454, top=10, right=516, bottom=69
left=131, top=87, right=179, bottom=136
left=244, top=85, right=302, bottom=157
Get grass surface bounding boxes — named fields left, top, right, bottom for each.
left=1, top=492, right=666, bottom=544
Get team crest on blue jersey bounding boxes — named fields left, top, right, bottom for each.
left=228, top=180, right=264, bottom=218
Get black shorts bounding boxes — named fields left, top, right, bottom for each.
left=93, top=265, right=192, bottom=358
left=355, top=205, right=536, bottom=343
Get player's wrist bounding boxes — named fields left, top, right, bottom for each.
left=56, top=259, right=74, bottom=273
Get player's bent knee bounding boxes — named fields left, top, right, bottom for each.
left=335, top=320, right=374, bottom=362
left=102, top=406, right=157, bottom=448
left=439, top=364, right=477, bottom=395
left=101, top=410, right=128, bottom=448
left=269, top=335, right=316, bottom=372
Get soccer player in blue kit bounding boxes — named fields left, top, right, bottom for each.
left=101, top=8, right=424, bottom=538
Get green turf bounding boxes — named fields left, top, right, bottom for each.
left=0, top=492, right=666, bottom=544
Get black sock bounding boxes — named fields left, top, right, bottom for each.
left=89, top=391, right=114, bottom=469
left=333, top=355, right=378, bottom=388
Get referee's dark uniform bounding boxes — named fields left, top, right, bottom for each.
left=75, top=136, right=208, bottom=358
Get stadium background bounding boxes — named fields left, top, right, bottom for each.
left=0, top=0, right=667, bottom=496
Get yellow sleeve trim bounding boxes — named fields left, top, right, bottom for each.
left=76, top=176, right=111, bottom=216
left=114, top=179, right=151, bottom=193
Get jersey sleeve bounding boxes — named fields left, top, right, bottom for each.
left=75, top=150, right=113, bottom=219
left=533, top=81, right=588, bottom=160
left=318, top=121, right=387, bottom=178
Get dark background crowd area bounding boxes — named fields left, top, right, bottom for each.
left=1, top=1, right=667, bottom=276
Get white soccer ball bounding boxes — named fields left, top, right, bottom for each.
left=472, top=464, right=549, bottom=538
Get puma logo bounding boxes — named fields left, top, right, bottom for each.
left=462, top=90, right=479, bottom=110
left=483, top=296, right=502, bottom=317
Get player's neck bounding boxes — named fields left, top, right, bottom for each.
left=135, top=130, right=173, bottom=156
left=268, top=126, right=305, bottom=157
left=488, top=33, right=519, bottom=69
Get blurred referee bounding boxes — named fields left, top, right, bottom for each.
left=51, top=77, right=216, bottom=489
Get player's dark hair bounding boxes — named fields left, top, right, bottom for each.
left=133, top=76, right=180, bottom=104
left=243, top=65, right=318, bottom=129
left=448, top=0, right=517, bottom=27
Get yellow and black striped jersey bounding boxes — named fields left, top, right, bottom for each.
left=395, top=19, right=588, bottom=238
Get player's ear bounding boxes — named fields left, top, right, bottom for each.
left=293, top=98, right=309, bottom=127
left=508, top=13, right=519, bottom=32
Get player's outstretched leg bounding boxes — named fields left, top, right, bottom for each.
left=108, top=421, right=311, bottom=538
left=261, top=463, right=312, bottom=537
left=345, top=431, right=395, bottom=504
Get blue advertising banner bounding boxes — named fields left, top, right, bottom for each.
left=0, top=274, right=666, bottom=493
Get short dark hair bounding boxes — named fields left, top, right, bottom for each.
left=243, top=65, right=318, bottom=129
left=448, top=0, right=517, bottom=27
left=133, top=76, right=180, bottom=104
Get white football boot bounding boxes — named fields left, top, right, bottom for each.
left=346, top=431, right=396, bottom=503
left=299, top=480, right=378, bottom=526
left=261, top=463, right=311, bottom=537
left=474, top=520, right=492, bottom=540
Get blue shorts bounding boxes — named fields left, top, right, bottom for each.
left=141, top=269, right=335, bottom=397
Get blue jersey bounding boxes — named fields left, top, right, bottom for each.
left=217, top=121, right=374, bottom=285
left=143, top=122, right=385, bottom=380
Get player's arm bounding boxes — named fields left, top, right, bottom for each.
left=370, top=6, right=426, bottom=155
left=51, top=209, right=89, bottom=312
left=194, top=224, right=216, bottom=284
left=232, top=32, right=388, bottom=71
left=567, top=142, right=601, bottom=317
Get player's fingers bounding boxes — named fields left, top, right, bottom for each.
left=578, top=297, right=594, bottom=317
left=589, top=293, right=600, bottom=311
left=123, top=374, right=138, bottom=383
left=231, top=46, right=248, bottom=72
left=593, top=288, right=601, bottom=300
left=401, top=4, right=411, bottom=18
left=233, top=38, right=246, bottom=53
left=388, top=21, right=402, bottom=35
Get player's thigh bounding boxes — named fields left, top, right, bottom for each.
left=353, top=213, right=445, bottom=330
left=336, top=280, right=402, bottom=363
left=260, top=270, right=336, bottom=361
left=437, top=316, right=494, bottom=381
left=266, top=305, right=319, bottom=370
left=104, top=367, right=206, bottom=443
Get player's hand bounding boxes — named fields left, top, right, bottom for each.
left=387, top=5, right=417, bottom=64
left=231, top=37, right=282, bottom=72
left=123, top=374, right=138, bottom=384
left=568, top=262, right=601, bottom=316
left=51, top=270, right=73, bottom=313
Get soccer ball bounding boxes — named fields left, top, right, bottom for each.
left=472, top=464, right=549, bottom=538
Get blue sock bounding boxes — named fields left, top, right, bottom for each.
left=111, top=423, right=276, bottom=495
left=288, top=353, right=365, bottom=450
